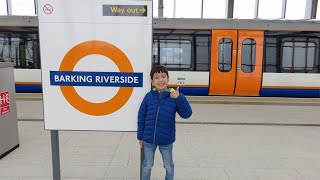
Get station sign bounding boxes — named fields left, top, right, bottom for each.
left=38, top=0, right=152, bottom=131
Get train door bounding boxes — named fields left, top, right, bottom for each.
left=209, top=30, right=264, bottom=96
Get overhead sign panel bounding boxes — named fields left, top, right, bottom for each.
left=103, top=5, right=147, bottom=16
left=38, top=0, right=152, bottom=131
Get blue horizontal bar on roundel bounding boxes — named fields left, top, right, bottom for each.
left=50, top=71, right=143, bottom=87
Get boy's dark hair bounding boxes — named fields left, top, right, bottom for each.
left=150, top=65, right=169, bottom=80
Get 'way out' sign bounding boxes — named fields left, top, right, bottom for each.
left=38, top=0, right=152, bottom=131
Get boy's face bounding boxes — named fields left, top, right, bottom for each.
left=152, top=72, right=169, bottom=90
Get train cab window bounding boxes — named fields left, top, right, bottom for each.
left=241, top=38, right=256, bottom=73
left=218, top=38, right=232, bottom=72
left=282, top=41, right=316, bottom=72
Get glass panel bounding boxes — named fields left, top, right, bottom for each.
left=164, top=0, right=174, bottom=18
left=264, top=37, right=278, bottom=72
left=306, top=43, right=316, bottom=69
left=285, top=0, right=307, bottom=19
left=0, top=33, right=40, bottom=69
left=241, top=38, right=256, bottom=73
left=0, top=37, right=9, bottom=62
left=159, top=40, right=192, bottom=69
left=175, top=0, right=201, bottom=18
left=196, top=36, right=210, bottom=71
left=234, top=0, right=256, bottom=19
left=11, top=0, right=35, bottom=15
left=282, top=42, right=293, bottom=70
left=258, top=0, right=282, bottom=19
left=282, top=41, right=316, bottom=72
left=203, top=0, right=226, bottom=18
left=0, top=0, right=7, bottom=15
left=153, top=0, right=158, bottom=17
left=218, top=38, right=233, bottom=72
left=293, top=42, right=306, bottom=69
left=152, top=41, right=159, bottom=65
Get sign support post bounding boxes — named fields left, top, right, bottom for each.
left=51, top=130, right=61, bottom=180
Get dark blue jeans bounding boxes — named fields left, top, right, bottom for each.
left=142, top=142, right=174, bottom=180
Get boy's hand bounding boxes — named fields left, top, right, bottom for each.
left=170, top=87, right=180, bottom=99
left=139, top=140, right=144, bottom=148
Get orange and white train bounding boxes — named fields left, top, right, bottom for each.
left=1, top=16, right=320, bottom=97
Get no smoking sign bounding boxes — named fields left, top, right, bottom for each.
left=43, top=4, right=53, bottom=14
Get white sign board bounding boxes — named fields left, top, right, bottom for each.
left=38, top=0, right=152, bottom=131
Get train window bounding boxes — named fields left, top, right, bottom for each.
left=241, top=38, right=256, bottom=73
left=282, top=41, right=316, bottom=72
left=264, top=37, right=280, bottom=72
left=218, top=38, right=232, bottom=72
left=153, top=39, right=192, bottom=70
left=153, top=30, right=211, bottom=71
left=195, top=36, right=210, bottom=71
left=264, top=32, right=320, bottom=73
left=0, top=33, right=40, bottom=69
left=0, top=37, right=10, bottom=62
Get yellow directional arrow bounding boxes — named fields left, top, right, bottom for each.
left=140, top=7, right=146, bottom=14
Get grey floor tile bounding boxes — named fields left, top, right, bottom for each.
left=0, top=164, right=52, bottom=177
left=61, top=165, right=107, bottom=178
left=225, top=168, right=305, bottom=180
left=103, top=167, right=139, bottom=179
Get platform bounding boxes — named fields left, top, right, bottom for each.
left=0, top=95, right=319, bottom=179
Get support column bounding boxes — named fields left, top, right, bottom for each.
left=254, top=0, right=260, bottom=18
left=281, top=0, right=287, bottom=19
left=6, top=0, right=12, bottom=15
left=158, top=0, right=163, bottom=17
left=225, top=0, right=234, bottom=18
left=201, top=0, right=204, bottom=18
left=34, top=0, right=38, bottom=15
left=305, top=0, right=318, bottom=19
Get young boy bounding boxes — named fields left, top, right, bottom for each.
left=137, top=65, right=192, bottom=180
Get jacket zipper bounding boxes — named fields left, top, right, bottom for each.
left=153, top=92, right=164, bottom=144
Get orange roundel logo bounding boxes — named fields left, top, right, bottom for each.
left=58, top=40, right=134, bottom=116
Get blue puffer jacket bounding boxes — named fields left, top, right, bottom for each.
left=137, top=88, right=192, bottom=145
